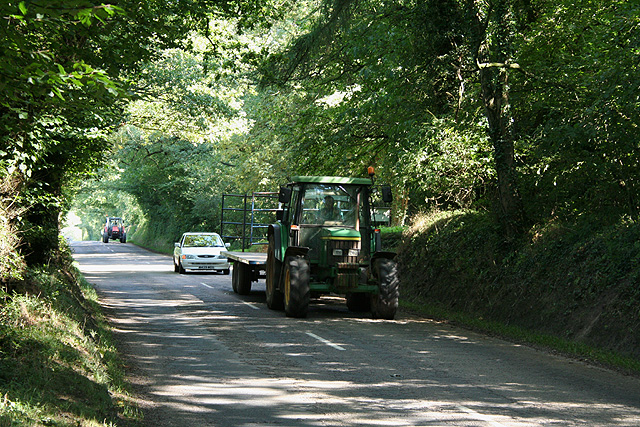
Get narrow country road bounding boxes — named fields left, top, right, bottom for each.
left=72, top=241, right=640, bottom=426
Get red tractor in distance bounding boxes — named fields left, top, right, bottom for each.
left=102, top=217, right=126, bottom=243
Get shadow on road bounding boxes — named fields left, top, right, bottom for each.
left=73, top=241, right=640, bottom=427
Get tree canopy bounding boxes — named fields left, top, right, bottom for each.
left=2, top=0, right=639, bottom=271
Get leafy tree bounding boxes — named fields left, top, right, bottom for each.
left=513, top=0, right=640, bottom=223
left=1, top=0, right=287, bottom=272
left=255, top=0, right=639, bottom=236
left=254, top=0, right=502, bottom=224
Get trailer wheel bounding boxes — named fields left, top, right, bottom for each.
left=284, top=255, right=310, bottom=318
left=266, top=239, right=284, bottom=310
left=231, top=265, right=238, bottom=293
left=371, top=258, right=399, bottom=320
left=233, top=262, right=252, bottom=295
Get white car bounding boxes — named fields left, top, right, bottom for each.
left=173, top=232, right=231, bottom=274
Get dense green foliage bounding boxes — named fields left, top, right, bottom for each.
left=0, top=0, right=290, bottom=274
left=70, top=0, right=640, bottom=250
left=398, top=210, right=640, bottom=365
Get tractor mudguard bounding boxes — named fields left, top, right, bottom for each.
left=283, top=246, right=309, bottom=260
left=269, top=224, right=283, bottom=261
left=369, top=251, right=398, bottom=281
left=371, top=251, right=397, bottom=263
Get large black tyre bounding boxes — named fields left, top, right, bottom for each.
left=120, top=233, right=126, bottom=243
left=346, top=292, right=371, bottom=312
left=284, top=255, right=310, bottom=318
left=231, top=265, right=238, bottom=293
left=371, top=258, right=399, bottom=320
left=234, top=262, right=252, bottom=295
left=102, top=233, right=108, bottom=243
left=266, top=238, right=284, bottom=310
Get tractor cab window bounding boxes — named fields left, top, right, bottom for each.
left=300, top=184, right=361, bottom=228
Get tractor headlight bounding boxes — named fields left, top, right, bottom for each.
left=348, top=249, right=360, bottom=257
left=332, top=249, right=343, bottom=256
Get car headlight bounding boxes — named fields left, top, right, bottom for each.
left=182, top=254, right=196, bottom=260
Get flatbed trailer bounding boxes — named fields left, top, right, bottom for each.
left=220, top=191, right=279, bottom=295
left=222, top=250, right=267, bottom=295
left=220, top=173, right=398, bottom=319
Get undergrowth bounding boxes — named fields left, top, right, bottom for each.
left=0, top=241, right=141, bottom=427
left=398, top=210, right=640, bottom=374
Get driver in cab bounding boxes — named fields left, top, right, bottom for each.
left=319, top=195, right=341, bottom=222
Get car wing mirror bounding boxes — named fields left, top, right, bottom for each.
left=175, top=242, right=180, bottom=248
left=225, top=242, right=230, bottom=248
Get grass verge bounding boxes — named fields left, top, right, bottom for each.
left=0, top=244, right=141, bottom=427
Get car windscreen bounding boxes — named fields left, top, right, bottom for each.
left=183, top=235, right=224, bottom=247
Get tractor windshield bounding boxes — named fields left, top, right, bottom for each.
left=300, top=184, right=361, bottom=227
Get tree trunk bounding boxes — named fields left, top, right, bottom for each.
left=471, top=0, right=526, bottom=239
left=480, top=65, right=526, bottom=238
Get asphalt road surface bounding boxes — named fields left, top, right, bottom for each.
left=72, top=241, right=640, bottom=426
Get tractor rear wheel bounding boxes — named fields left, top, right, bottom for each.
left=284, top=255, right=309, bottom=318
left=371, top=258, right=399, bottom=320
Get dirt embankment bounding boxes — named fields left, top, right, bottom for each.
left=386, top=211, right=640, bottom=366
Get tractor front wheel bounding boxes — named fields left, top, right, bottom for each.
left=284, top=255, right=310, bottom=318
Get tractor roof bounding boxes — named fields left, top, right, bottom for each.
left=290, top=176, right=373, bottom=185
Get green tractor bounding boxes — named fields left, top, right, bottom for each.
left=265, top=173, right=398, bottom=319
